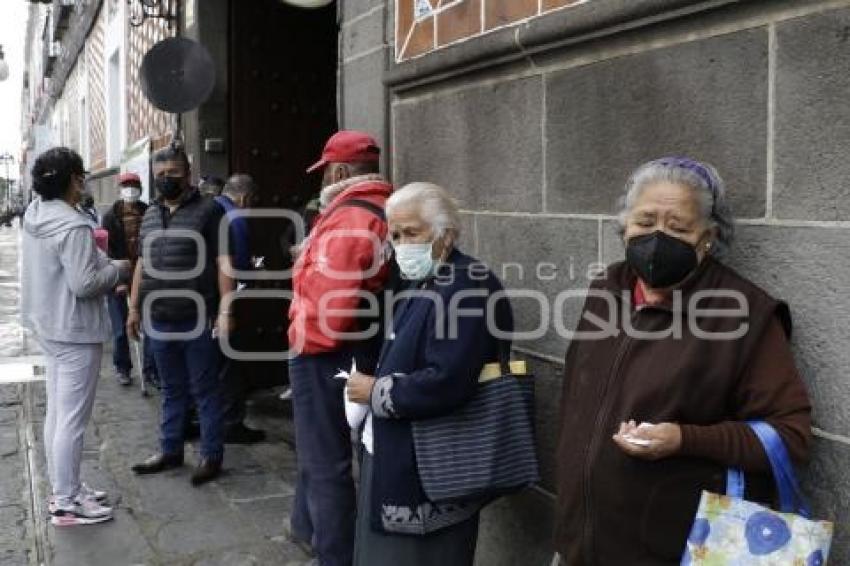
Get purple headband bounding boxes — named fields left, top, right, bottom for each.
left=656, top=156, right=717, bottom=193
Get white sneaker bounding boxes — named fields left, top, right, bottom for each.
left=80, top=483, right=108, bottom=502
left=51, top=497, right=113, bottom=526
left=48, top=483, right=108, bottom=514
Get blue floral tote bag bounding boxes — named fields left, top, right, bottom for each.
left=682, top=421, right=833, bottom=565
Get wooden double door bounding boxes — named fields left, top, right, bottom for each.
left=228, top=0, right=338, bottom=383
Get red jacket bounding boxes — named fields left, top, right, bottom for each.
left=288, top=178, right=393, bottom=355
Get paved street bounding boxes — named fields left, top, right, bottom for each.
left=0, top=225, right=311, bottom=566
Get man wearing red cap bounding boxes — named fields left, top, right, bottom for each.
left=102, top=173, right=156, bottom=387
left=288, top=130, right=393, bottom=565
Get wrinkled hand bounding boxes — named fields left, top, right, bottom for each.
left=346, top=372, right=376, bottom=405
left=126, top=309, right=141, bottom=342
left=612, top=421, right=682, bottom=461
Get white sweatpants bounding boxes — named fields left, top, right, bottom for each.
left=39, top=338, right=103, bottom=504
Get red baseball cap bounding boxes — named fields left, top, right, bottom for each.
left=306, top=130, right=380, bottom=173
left=118, top=172, right=142, bottom=187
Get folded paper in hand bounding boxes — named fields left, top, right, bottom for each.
left=622, top=422, right=656, bottom=446
left=340, top=360, right=369, bottom=429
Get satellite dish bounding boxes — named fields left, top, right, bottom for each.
left=279, top=0, right=333, bottom=8
left=140, top=37, right=215, bottom=113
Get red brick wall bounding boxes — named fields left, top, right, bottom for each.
left=396, top=0, right=586, bottom=61
left=87, top=5, right=108, bottom=171
left=127, top=14, right=175, bottom=148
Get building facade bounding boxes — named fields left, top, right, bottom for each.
left=19, top=0, right=850, bottom=562
left=21, top=0, right=174, bottom=206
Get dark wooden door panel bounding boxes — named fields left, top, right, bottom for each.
left=231, top=0, right=337, bottom=209
left=229, top=0, right=338, bottom=383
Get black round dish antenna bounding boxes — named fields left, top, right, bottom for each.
left=140, top=37, right=215, bottom=113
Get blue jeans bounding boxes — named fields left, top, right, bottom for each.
left=107, top=292, right=132, bottom=373
left=220, top=358, right=249, bottom=428
left=290, top=351, right=357, bottom=566
left=149, top=320, right=224, bottom=461
left=142, top=335, right=158, bottom=378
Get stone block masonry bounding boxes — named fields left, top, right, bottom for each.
left=342, top=0, right=850, bottom=562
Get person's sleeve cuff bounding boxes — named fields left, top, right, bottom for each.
left=678, top=424, right=704, bottom=457
left=371, top=374, right=397, bottom=418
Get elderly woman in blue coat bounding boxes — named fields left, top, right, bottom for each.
left=346, top=182, right=511, bottom=566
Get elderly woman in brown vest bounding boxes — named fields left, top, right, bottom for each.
left=554, top=157, right=812, bottom=565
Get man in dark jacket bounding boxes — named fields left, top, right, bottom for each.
left=126, top=144, right=235, bottom=486
left=102, top=172, right=155, bottom=386
left=213, top=174, right=265, bottom=444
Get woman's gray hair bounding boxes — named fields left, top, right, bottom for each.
left=617, top=156, right=735, bottom=257
left=386, top=182, right=462, bottom=239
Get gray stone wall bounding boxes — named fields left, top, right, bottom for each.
left=183, top=0, right=230, bottom=182
left=341, top=0, right=850, bottom=563
left=339, top=0, right=393, bottom=173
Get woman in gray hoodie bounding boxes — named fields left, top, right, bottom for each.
left=21, top=147, right=130, bottom=526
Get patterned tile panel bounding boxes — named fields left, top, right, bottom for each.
left=396, top=0, right=588, bottom=61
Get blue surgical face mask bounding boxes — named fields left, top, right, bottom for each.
left=393, top=241, right=436, bottom=280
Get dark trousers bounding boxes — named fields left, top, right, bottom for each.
left=354, top=453, right=479, bottom=566
left=220, top=358, right=247, bottom=428
left=143, top=336, right=158, bottom=378
left=149, top=320, right=224, bottom=461
left=290, top=350, right=357, bottom=566
left=107, top=293, right=132, bottom=373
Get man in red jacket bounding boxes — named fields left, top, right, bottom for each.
left=287, top=131, right=392, bottom=565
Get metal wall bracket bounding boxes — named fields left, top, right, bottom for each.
left=127, top=0, right=178, bottom=29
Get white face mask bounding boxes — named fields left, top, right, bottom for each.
left=393, top=241, right=436, bottom=280
left=121, top=186, right=141, bottom=203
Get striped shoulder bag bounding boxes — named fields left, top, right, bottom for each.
left=411, top=342, right=540, bottom=503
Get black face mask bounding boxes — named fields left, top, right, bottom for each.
left=626, top=231, right=699, bottom=289
left=155, top=176, right=184, bottom=200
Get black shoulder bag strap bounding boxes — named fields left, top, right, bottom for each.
left=328, top=198, right=387, bottom=221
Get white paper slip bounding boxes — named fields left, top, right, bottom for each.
left=621, top=422, right=657, bottom=446
left=341, top=360, right=368, bottom=429
left=622, top=435, right=653, bottom=446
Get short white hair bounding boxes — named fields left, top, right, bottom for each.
left=386, top=182, right=461, bottom=239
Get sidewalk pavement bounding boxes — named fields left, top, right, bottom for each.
left=0, top=225, right=311, bottom=566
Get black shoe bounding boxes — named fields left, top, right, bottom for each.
left=224, top=423, right=267, bottom=444
left=131, top=453, right=184, bottom=475
left=190, top=458, right=222, bottom=486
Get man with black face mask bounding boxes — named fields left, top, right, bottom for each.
left=126, top=144, right=235, bottom=486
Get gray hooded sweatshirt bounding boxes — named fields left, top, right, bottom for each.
left=22, top=198, right=120, bottom=343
